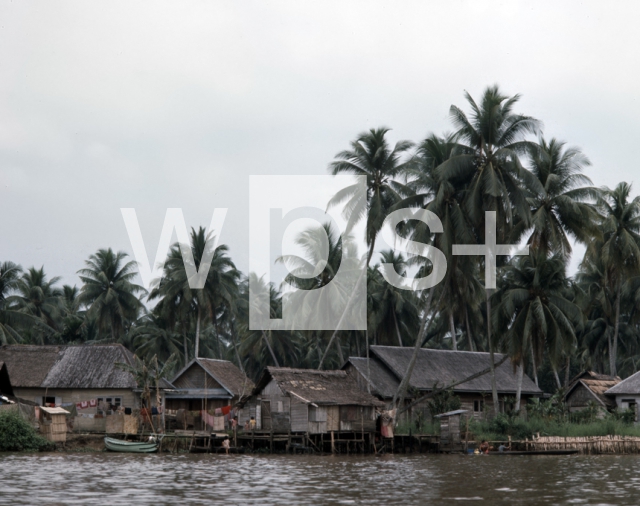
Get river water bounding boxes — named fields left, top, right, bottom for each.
left=1, top=453, right=640, bottom=504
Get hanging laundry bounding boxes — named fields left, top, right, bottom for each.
left=89, top=399, right=97, bottom=408
left=221, top=405, right=232, bottom=416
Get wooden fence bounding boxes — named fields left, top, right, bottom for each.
left=528, top=435, right=640, bottom=454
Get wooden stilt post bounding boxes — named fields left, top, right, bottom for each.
left=331, top=431, right=335, bottom=454
left=270, top=429, right=274, bottom=454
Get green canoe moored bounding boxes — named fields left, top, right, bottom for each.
left=104, top=437, right=159, bottom=453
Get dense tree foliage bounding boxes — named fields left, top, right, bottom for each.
left=4, top=85, right=640, bottom=406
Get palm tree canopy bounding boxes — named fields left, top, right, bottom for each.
left=78, top=248, right=146, bottom=341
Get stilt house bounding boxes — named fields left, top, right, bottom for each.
left=166, top=358, right=254, bottom=411
left=240, top=367, right=384, bottom=434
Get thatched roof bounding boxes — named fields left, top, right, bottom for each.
left=0, top=344, right=137, bottom=389
left=606, top=370, right=640, bottom=396
left=197, top=358, right=254, bottom=398
left=171, top=358, right=254, bottom=398
left=371, top=346, right=542, bottom=395
left=0, top=345, right=64, bottom=388
left=344, top=357, right=400, bottom=399
left=256, top=367, right=384, bottom=406
left=565, top=371, right=620, bottom=408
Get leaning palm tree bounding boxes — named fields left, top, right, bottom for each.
left=435, top=85, right=541, bottom=414
left=586, top=182, right=640, bottom=375
left=78, top=248, right=146, bottom=342
left=520, top=137, right=600, bottom=258
left=320, top=128, right=413, bottom=369
left=494, top=253, right=581, bottom=409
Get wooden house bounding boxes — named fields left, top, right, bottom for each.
left=346, top=346, right=542, bottom=421
left=166, top=358, right=254, bottom=412
left=240, top=367, right=384, bottom=434
left=605, top=371, right=640, bottom=422
left=38, top=406, right=69, bottom=442
left=564, top=371, right=620, bottom=417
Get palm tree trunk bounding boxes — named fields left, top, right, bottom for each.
left=515, top=357, right=524, bottom=411
left=564, top=355, right=571, bottom=387
left=530, top=341, right=538, bottom=387
left=552, top=364, right=562, bottom=389
left=486, top=290, right=499, bottom=417
left=449, top=311, right=457, bottom=351
left=230, top=320, right=244, bottom=373
left=611, top=283, right=622, bottom=377
left=393, top=311, right=404, bottom=347
left=195, top=305, right=201, bottom=359
left=465, top=308, right=474, bottom=351
left=261, top=330, right=280, bottom=367
left=355, top=330, right=361, bottom=357
left=215, top=322, right=222, bottom=360
left=335, top=334, right=345, bottom=365
left=318, top=241, right=375, bottom=369
left=183, top=331, right=189, bottom=364
left=392, top=287, right=441, bottom=409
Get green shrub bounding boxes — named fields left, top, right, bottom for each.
left=0, top=409, right=54, bottom=452
left=426, top=389, right=461, bottom=416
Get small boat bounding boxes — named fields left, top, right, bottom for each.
left=104, top=436, right=159, bottom=453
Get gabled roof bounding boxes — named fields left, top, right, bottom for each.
left=370, top=346, right=542, bottom=395
left=255, top=367, right=384, bottom=407
left=0, top=344, right=138, bottom=389
left=606, top=370, right=640, bottom=396
left=565, top=371, right=620, bottom=408
left=171, top=358, right=254, bottom=398
left=343, top=357, right=400, bottom=399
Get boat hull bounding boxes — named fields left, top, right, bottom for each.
left=104, top=437, right=159, bottom=453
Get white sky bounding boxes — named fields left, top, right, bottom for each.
left=1, top=0, right=639, bottom=287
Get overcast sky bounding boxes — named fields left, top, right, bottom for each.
left=1, top=0, right=639, bottom=289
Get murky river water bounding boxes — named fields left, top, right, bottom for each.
left=1, top=453, right=640, bottom=504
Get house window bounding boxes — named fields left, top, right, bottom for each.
left=97, top=397, right=122, bottom=414
left=474, top=400, right=483, bottom=412
left=42, top=396, right=56, bottom=407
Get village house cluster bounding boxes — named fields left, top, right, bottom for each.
left=1, top=343, right=638, bottom=451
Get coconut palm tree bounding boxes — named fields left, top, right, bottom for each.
left=520, top=137, right=600, bottom=258
left=77, top=249, right=146, bottom=342
left=0, top=261, right=41, bottom=344
left=368, top=250, right=420, bottom=347
left=149, top=227, right=239, bottom=360
left=131, top=314, right=183, bottom=366
left=320, top=128, right=414, bottom=368
left=7, top=266, right=64, bottom=343
left=588, top=183, right=640, bottom=376
left=494, top=253, right=582, bottom=409
left=436, top=85, right=541, bottom=414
